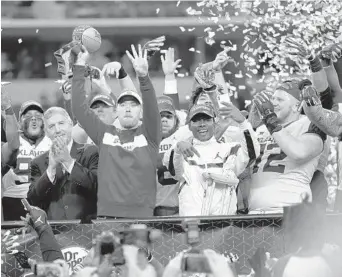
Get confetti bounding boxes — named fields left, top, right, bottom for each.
left=55, top=80, right=66, bottom=84
left=188, top=28, right=196, bottom=32
left=18, top=38, right=22, bottom=44
left=189, top=48, right=195, bottom=52
left=156, top=8, right=160, bottom=14
left=185, top=95, right=190, bottom=100
left=176, top=0, right=181, bottom=7
left=36, top=29, right=39, bottom=33
left=244, top=100, right=252, bottom=108
left=177, top=73, right=185, bottom=78
left=45, top=62, right=52, bottom=67
left=1, top=82, right=11, bottom=87
left=179, top=27, right=186, bottom=32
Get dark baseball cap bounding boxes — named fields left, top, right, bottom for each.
left=19, top=101, right=44, bottom=118
left=276, top=79, right=301, bottom=101
left=157, top=95, right=176, bottom=115
left=188, top=104, right=215, bottom=121
left=90, top=94, right=116, bottom=108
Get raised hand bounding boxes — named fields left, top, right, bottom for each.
left=74, top=45, right=91, bottom=66
left=218, top=102, right=246, bottom=123
left=1, top=90, right=12, bottom=111
left=284, top=37, right=311, bottom=59
left=126, top=44, right=149, bottom=77
left=320, top=42, right=342, bottom=65
left=160, top=47, right=182, bottom=76
left=61, top=80, right=72, bottom=101
left=213, top=48, right=232, bottom=71
left=142, top=36, right=166, bottom=59
left=301, top=85, right=321, bottom=107
left=102, top=61, right=122, bottom=78
left=253, top=92, right=274, bottom=118
left=20, top=199, right=48, bottom=233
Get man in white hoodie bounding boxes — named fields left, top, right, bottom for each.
left=164, top=104, right=249, bottom=216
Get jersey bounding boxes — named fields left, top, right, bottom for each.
left=156, top=133, right=179, bottom=208
left=249, top=116, right=323, bottom=211
left=2, top=135, right=52, bottom=198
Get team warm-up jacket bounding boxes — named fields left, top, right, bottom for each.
left=71, top=65, right=161, bottom=218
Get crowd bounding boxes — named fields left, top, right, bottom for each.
left=1, top=32, right=342, bottom=222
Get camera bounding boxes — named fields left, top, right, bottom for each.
left=181, top=220, right=211, bottom=274
left=32, top=262, right=65, bottom=277
left=97, top=231, right=125, bottom=266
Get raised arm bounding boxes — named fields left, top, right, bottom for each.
left=71, top=47, right=111, bottom=145
left=1, top=90, right=20, bottom=165
left=161, top=47, right=182, bottom=109
left=126, top=44, right=161, bottom=148
left=254, top=91, right=325, bottom=163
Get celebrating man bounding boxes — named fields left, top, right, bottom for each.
left=28, top=107, right=98, bottom=222
left=71, top=45, right=161, bottom=218
left=2, top=100, right=51, bottom=220
left=248, top=80, right=327, bottom=213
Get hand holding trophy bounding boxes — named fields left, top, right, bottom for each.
left=54, top=25, right=102, bottom=80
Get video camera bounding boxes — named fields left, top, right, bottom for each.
left=96, top=224, right=160, bottom=267
left=181, top=220, right=212, bottom=274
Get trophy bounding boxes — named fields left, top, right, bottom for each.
left=54, top=25, right=102, bottom=80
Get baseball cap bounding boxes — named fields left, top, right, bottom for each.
left=19, top=101, right=44, bottom=118
left=188, top=104, right=215, bottom=121
left=276, top=79, right=301, bottom=101
left=157, top=95, right=176, bottom=115
left=90, top=94, right=116, bottom=108
left=117, top=90, right=142, bottom=105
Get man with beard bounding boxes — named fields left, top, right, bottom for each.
left=154, top=96, right=181, bottom=216
left=28, top=107, right=98, bottom=222
left=72, top=45, right=160, bottom=218
left=2, top=101, right=51, bottom=220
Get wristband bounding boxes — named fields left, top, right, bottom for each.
left=263, top=112, right=282, bottom=134
left=118, top=66, right=127, bottom=79
left=309, top=56, right=323, bottom=73
left=4, top=107, right=14, bottom=115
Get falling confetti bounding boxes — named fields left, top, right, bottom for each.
left=1, top=82, right=11, bottom=87
left=45, top=62, right=52, bottom=67
left=176, top=0, right=181, bottom=7
left=189, top=48, right=195, bottom=52
left=177, top=73, right=185, bottom=77
left=18, top=38, right=22, bottom=44
left=36, top=29, right=39, bottom=33
left=179, top=27, right=186, bottom=32
left=156, top=8, right=160, bottom=14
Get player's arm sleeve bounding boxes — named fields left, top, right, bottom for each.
left=140, top=75, right=161, bottom=149
left=72, top=65, right=110, bottom=145
left=165, top=147, right=184, bottom=180
left=238, top=120, right=260, bottom=166
left=37, top=224, right=64, bottom=262
left=311, top=65, right=329, bottom=94
left=2, top=108, right=20, bottom=166
left=324, top=64, right=342, bottom=99
left=164, top=74, right=180, bottom=109
left=63, top=98, right=77, bottom=125
left=272, top=123, right=325, bottom=163
left=118, top=69, right=137, bottom=92
left=304, top=104, right=342, bottom=138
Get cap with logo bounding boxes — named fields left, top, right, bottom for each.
left=19, top=101, right=44, bottom=118
left=117, top=90, right=142, bottom=105
left=188, top=104, right=215, bottom=121
left=90, top=94, right=116, bottom=108
left=157, top=95, right=176, bottom=115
